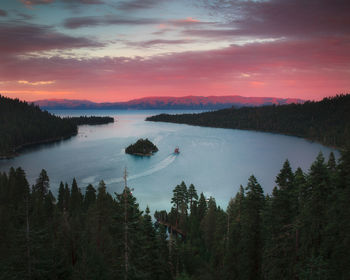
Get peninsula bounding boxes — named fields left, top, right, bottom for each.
left=0, top=95, right=114, bottom=158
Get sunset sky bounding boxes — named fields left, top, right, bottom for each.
left=0, top=0, right=349, bottom=102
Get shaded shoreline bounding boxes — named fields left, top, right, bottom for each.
left=146, top=117, right=340, bottom=151
left=0, top=132, right=77, bottom=160
left=146, top=94, right=350, bottom=150
left=126, top=152, right=154, bottom=157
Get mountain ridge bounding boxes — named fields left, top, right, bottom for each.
left=33, top=95, right=304, bottom=110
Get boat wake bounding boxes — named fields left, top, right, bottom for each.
left=105, top=154, right=177, bottom=185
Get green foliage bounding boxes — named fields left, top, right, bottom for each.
left=147, top=94, right=350, bottom=148
left=125, top=138, right=159, bottom=156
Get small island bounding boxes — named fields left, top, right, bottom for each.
left=125, top=138, right=158, bottom=156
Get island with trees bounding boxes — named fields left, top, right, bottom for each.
left=146, top=94, right=350, bottom=148
left=125, top=138, right=158, bottom=156
left=0, top=95, right=114, bottom=158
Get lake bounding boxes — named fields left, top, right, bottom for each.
left=0, top=110, right=339, bottom=212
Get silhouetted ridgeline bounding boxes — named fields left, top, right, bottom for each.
left=65, top=116, right=114, bottom=126
left=1, top=149, right=350, bottom=279
left=147, top=94, right=350, bottom=148
left=34, top=95, right=304, bottom=110
left=0, top=95, right=114, bottom=157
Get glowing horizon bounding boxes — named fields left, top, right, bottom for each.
left=0, top=0, right=349, bottom=102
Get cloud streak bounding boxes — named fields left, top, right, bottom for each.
left=20, top=0, right=103, bottom=5
left=20, top=0, right=53, bottom=5
left=0, top=9, right=7, bottom=16
left=126, top=39, right=192, bottom=48
left=0, top=22, right=104, bottom=54
left=116, top=0, right=164, bottom=11
left=194, top=0, right=350, bottom=40
left=18, top=80, right=55, bottom=85
left=62, top=0, right=104, bottom=4
left=63, top=15, right=161, bottom=29
left=64, top=15, right=215, bottom=29
left=2, top=37, right=349, bottom=101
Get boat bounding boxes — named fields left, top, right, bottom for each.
left=174, top=147, right=180, bottom=154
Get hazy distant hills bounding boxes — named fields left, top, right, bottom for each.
left=34, top=96, right=304, bottom=110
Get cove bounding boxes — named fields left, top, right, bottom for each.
left=0, top=110, right=339, bottom=211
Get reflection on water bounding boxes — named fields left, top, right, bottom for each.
left=0, top=110, right=339, bottom=211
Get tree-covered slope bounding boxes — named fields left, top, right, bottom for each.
left=65, top=116, right=114, bottom=126
left=1, top=148, right=350, bottom=279
left=0, top=95, right=114, bottom=157
left=147, top=94, right=350, bottom=148
left=0, top=95, right=77, bottom=157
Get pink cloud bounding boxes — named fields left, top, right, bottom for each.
left=1, top=36, right=349, bottom=102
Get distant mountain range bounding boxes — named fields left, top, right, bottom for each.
left=34, top=96, right=304, bottom=110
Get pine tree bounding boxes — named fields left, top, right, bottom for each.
left=57, top=182, right=65, bottom=211
left=328, top=148, right=350, bottom=278
left=224, top=185, right=245, bottom=279
left=197, top=192, right=207, bottom=222
left=263, top=160, right=298, bottom=279
left=154, top=223, right=171, bottom=280
left=241, top=175, right=264, bottom=280
left=298, top=152, right=331, bottom=278
left=327, top=152, right=337, bottom=173
left=114, top=179, right=143, bottom=279
left=69, top=178, right=83, bottom=216
left=188, top=184, right=198, bottom=213
left=201, top=197, right=217, bottom=255
left=32, top=169, right=49, bottom=198
left=140, top=206, right=160, bottom=279
left=171, top=182, right=188, bottom=228
left=84, top=184, right=97, bottom=210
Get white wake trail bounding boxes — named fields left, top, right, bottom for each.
left=106, top=154, right=177, bottom=185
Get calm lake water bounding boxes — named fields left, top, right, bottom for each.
left=0, top=110, right=339, bottom=211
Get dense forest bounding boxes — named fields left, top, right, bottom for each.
left=125, top=138, right=159, bottom=156
left=1, top=148, right=349, bottom=279
left=65, top=116, right=114, bottom=126
left=0, top=95, right=113, bottom=157
left=146, top=94, right=350, bottom=148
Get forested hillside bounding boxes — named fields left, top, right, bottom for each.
left=1, top=149, right=349, bottom=279
left=65, top=116, right=114, bottom=126
left=0, top=95, right=113, bottom=157
left=147, top=94, right=350, bottom=148
left=0, top=95, right=77, bottom=157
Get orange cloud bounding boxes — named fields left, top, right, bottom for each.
left=21, top=0, right=53, bottom=6
left=250, top=81, right=266, bottom=87
left=181, top=17, right=200, bottom=23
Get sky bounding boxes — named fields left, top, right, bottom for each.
left=0, top=0, right=349, bottom=102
